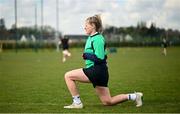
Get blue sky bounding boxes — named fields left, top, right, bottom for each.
left=0, top=0, right=180, bottom=35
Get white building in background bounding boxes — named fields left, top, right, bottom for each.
left=20, top=35, right=28, bottom=42
left=20, top=35, right=37, bottom=43
left=31, top=35, right=36, bottom=42
left=125, top=34, right=133, bottom=42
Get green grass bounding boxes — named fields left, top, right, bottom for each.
left=0, top=47, right=180, bottom=113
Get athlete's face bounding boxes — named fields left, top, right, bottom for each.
left=84, top=21, right=96, bottom=35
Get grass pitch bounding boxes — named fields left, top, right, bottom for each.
left=0, top=47, right=180, bottom=113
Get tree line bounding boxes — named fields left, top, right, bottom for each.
left=103, top=21, right=180, bottom=46
left=1, top=18, right=180, bottom=46
left=0, top=18, right=61, bottom=41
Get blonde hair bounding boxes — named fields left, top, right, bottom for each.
left=86, top=14, right=103, bottom=33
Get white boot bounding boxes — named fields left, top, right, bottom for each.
left=135, top=92, right=143, bottom=107
left=64, top=103, right=83, bottom=109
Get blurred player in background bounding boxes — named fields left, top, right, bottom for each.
left=59, top=37, right=71, bottom=62
left=161, top=38, right=168, bottom=56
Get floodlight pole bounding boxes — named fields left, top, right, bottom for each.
left=35, top=3, right=37, bottom=29
left=40, top=0, right=44, bottom=43
left=14, top=0, right=18, bottom=53
left=34, top=2, right=38, bottom=52
left=56, top=0, right=60, bottom=52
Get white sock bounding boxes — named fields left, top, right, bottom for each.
left=72, top=95, right=81, bottom=104
left=128, top=93, right=136, bottom=101
left=62, top=57, right=66, bottom=62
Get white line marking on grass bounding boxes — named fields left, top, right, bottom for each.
left=0, top=102, right=60, bottom=106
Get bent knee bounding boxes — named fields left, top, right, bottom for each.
left=64, top=72, right=71, bottom=80
left=102, top=100, right=112, bottom=106
left=64, top=71, right=76, bottom=81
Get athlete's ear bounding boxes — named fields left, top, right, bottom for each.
left=91, top=23, right=96, bottom=29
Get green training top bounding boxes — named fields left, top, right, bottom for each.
left=84, top=33, right=106, bottom=68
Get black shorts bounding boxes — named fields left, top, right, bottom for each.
left=83, top=64, right=109, bottom=88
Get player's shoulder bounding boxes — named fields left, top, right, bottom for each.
left=93, top=33, right=104, bottom=40
left=93, top=35, right=105, bottom=45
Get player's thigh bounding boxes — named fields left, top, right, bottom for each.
left=65, top=68, right=90, bottom=83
